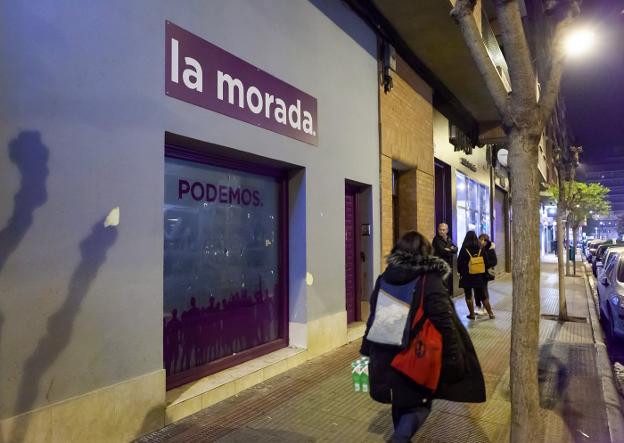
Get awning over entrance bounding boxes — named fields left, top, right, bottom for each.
left=371, top=0, right=510, bottom=130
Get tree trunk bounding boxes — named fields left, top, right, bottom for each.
left=450, top=1, right=581, bottom=441
left=565, top=220, right=571, bottom=276
left=572, top=224, right=578, bottom=276
left=557, top=178, right=568, bottom=320
left=569, top=167, right=577, bottom=277
left=508, top=129, right=543, bottom=442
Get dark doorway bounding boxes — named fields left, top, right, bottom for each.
left=345, top=184, right=360, bottom=323
left=434, top=160, right=453, bottom=236
left=392, top=169, right=400, bottom=244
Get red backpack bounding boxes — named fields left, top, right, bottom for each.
left=391, top=275, right=443, bottom=392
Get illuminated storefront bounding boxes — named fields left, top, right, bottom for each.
left=455, top=171, right=491, bottom=243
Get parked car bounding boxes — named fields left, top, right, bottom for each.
left=587, top=239, right=608, bottom=261
left=597, top=250, right=624, bottom=340
left=597, top=247, right=624, bottom=299
left=593, top=242, right=624, bottom=277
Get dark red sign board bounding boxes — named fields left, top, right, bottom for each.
left=165, top=21, right=318, bottom=146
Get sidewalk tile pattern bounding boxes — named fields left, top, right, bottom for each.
left=137, top=258, right=610, bottom=442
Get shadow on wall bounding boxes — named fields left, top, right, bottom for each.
left=11, top=217, right=118, bottom=430
left=0, top=131, right=49, bottom=427
left=0, top=130, right=49, bottom=271
left=0, top=132, right=122, bottom=442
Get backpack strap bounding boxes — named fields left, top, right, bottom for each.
left=465, top=248, right=474, bottom=257
left=411, top=275, right=428, bottom=329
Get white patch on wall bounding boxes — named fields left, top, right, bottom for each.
left=306, top=272, right=314, bottom=286
left=104, top=207, right=120, bottom=227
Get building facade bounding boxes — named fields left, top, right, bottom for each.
left=0, top=1, right=382, bottom=440
left=3, top=1, right=573, bottom=441
left=350, top=0, right=514, bottom=282
left=378, top=54, right=436, bottom=262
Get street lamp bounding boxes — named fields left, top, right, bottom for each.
left=564, top=28, right=597, bottom=58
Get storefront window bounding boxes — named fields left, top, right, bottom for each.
left=456, top=207, right=467, bottom=245
left=163, top=155, right=283, bottom=383
left=456, top=171, right=490, bottom=243
left=468, top=179, right=478, bottom=215
left=479, top=184, right=490, bottom=235
left=456, top=173, right=467, bottom=208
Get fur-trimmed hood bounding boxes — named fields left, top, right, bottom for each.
left=386, top=250, right=451, bottom=280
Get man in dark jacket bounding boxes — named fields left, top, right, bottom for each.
left=432, top=223, right=457, bottom=294
left=361, top=231, right=485, bottom=443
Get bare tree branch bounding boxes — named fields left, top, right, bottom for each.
left=494, top=0, right=537, bottom=109
left=451, top=0, right=510, bottom=123
left=539, top=2, right=580, bottom=122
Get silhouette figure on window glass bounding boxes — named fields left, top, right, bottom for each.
left=180, top=297, right=200, bottom=370
left=164, top=309, right=181, bottom=375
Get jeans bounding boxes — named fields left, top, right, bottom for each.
left=390, top=402, right=431, bottom=442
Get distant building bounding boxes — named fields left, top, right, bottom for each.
left=580, top=154, right=624, bottom=217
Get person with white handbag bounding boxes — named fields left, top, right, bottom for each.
left=361, top=231, right=485, bottom=443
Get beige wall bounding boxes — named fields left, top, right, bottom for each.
left=397, top=169, right=418, bottom=236
left=379, top=57, right=435, bottom=265
left=380, top=155, right=394, bottom=264
left=0, top=370, right=165, bottom=443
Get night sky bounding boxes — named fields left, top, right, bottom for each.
left=562, top=0, right=624, bottom=162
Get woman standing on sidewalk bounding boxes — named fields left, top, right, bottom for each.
left=477, top=233, right=497, bottom=317
left=360, top=231, right=486, bottom=443
left=458, top=231, right=494, bottom=320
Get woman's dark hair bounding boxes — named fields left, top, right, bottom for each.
left=462, top=230, right=480, bottom=250
left=391, top=231, right=432, bottom=257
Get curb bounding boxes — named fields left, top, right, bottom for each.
left=580, top=260, right=624, bottom=442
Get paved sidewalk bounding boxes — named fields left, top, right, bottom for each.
left=137, top=257, right=613, bottom=442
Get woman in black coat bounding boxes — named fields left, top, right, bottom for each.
left=477, top=233, right=497, bottom=315
left=457, top=230, right=493, bottom=320
left=361, top=231, right=486, bottom=443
